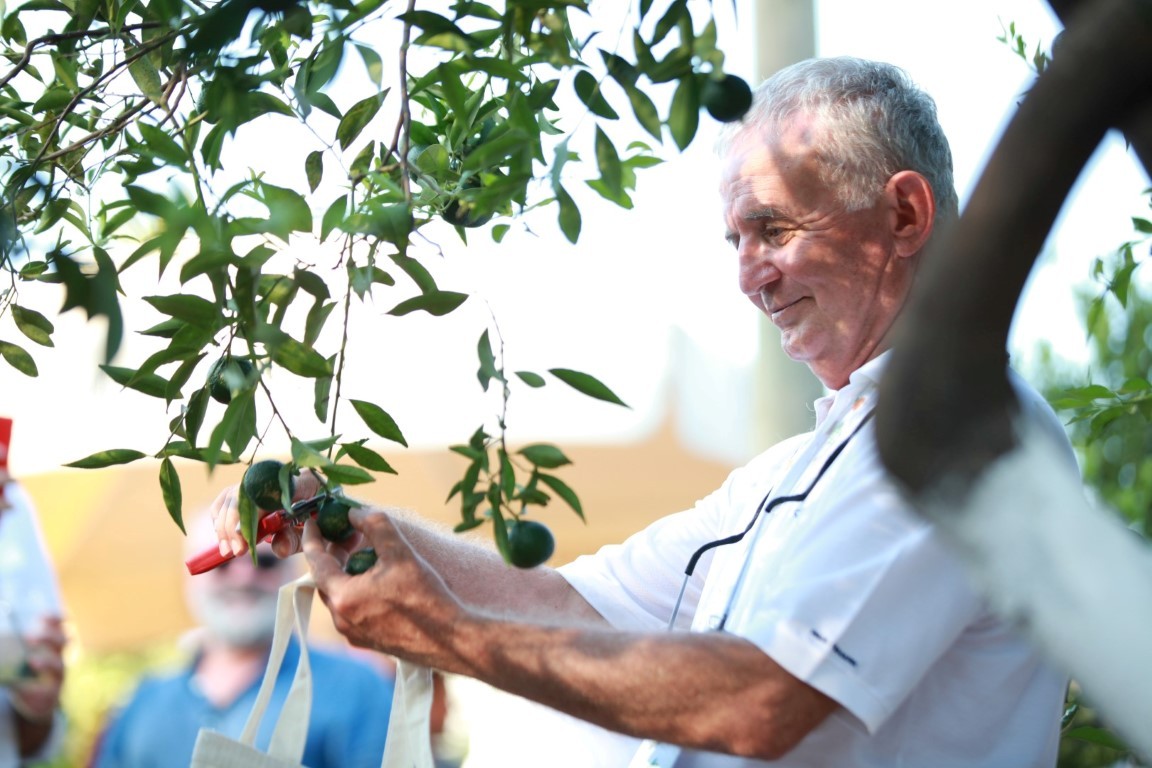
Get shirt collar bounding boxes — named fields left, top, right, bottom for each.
left=812, top=351, right=890, bottom=427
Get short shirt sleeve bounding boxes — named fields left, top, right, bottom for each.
left=727, top=433, right=985, bottom=733
left=560, top=436, right=808, bottom=632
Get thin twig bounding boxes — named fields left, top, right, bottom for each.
left=0, top=23, right=163, bottom=90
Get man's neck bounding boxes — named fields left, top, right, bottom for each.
left=194, top=642, right=268, bottom=707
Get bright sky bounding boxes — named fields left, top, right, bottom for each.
left=2, top=0, right=1149, bottom=477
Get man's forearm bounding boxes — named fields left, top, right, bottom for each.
left=425, top=609, right=836, bottom=760
left=305, top=510, right=834, bottom=761
left=389, top=512, right=606, bottom=625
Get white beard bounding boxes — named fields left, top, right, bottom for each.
left=189, top=585, right=279, bottom=648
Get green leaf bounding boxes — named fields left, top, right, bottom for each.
left=601, top=50, right=639, bottom=88
left=388, top=291, right=469, bottom=317
left=337, top=91, right=386, bottom=150
left=160, top=457, right=184, bottom=533
left=477, top=329, right=499, bottom=390
left=100, top=364, right=176, bottom=399
left=238, top=490, right=258, bottom=558
left=490, top=500, right=509, bottom=562
left=651, top=0, right=687, bottom=45
left=355, top=43, right=384, bottom=86
left=594, top=126, right=623, bottom=195
left=11, top=305, right=54, bottom=347
left=397, top=10, right=476, bottom=51
left=461, top=130, right=529, bottom=173
left=344, top=202, right=412, bottom=242
left=65, top=449, right=146, bottom=468
left=209, top=391, right=257, bottom=464
left=668, top=74, right=700, bottom=150
left=549, top=367, right=629, bottom=407
left=573, top=70, right=618, bottom=119
left=254, top=326, right=333, bottom=378
left=350, top=399, right=408, bottom=447
left=143, top=293, right=221, bottom=328
left=321, top=463, right=376, bottom=485
left=555, top=184, right=581, bottom=244
left=185, top=388, right=209, bottom=447
left=321, top=195, right=347, bottom=240
left=1064, top=384, right=1116, bottom=401
left=260, top=183, right=313, bottom=239
left=515, top=371, right=546, bottom=387
left=294, top=267, right=331, bottom=300
left=340, top=443, right=397, bottom=474
left=304, top=300, right=336, bottom=347
left=454, top=518, right=485, bottom=533
left=314, top=373, right=332, bottom=423
left=31, top=87, right=73, bottom=113
left=0, top=340, right=38, bottom=376
left=519, top=443, right=572, bottom=469
left=139, top=122, right=186, bottom=165
left=625, top=83, right=663, bottom=141
left=305, top=150, right=324, bottom=192
left=290, top=437, right=330, bottom=468
left=388, top=252, right=438, bottom=294
left=538, top=472, right=584, bottom=520
left=1063, top=726, right=1128, bottom=750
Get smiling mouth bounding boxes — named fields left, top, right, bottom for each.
left=769, top=297, right=805, bottom=321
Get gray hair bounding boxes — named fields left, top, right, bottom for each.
left=718, top=57, right=959, bottom=225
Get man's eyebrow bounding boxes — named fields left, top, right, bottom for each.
left=724, top=207, right=791, bottom=242
left=743, top=206, right=790, bottom=223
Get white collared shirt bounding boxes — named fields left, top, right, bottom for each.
left=561, top=354, right=1072, bottom=766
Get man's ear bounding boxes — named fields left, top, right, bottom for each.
left=885, top=170, right=936, bottom=258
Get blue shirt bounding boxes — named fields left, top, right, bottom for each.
left=93, top=639, right=395, bottom=768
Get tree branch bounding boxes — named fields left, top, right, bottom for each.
left=0, top=23, right=163, bottom=90
left=876, top=0, right=1152, bottom=494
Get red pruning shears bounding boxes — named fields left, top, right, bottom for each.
left=185, top=492, right=330, bottom=575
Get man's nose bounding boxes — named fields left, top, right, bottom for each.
left=737, top=240, right=781, bottom=297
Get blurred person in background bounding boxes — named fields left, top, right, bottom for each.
left=0, top=440, right=68, bottom=766
left=90, top=511, right=396, bottom=768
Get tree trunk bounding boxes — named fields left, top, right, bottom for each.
left=875, top=0, right=1152, bottom=755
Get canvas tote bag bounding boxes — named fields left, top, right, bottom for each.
left=190, top=572, right=436, bottom=768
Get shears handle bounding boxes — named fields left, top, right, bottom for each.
left=184, top=508, right=296, bottom=575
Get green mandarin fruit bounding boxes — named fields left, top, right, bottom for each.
left=207, top=356, right=254, bottom=404
left=702, top=73, right=753, bottom=123
left=316, top=496, right=355, bottom=542
left=345, top=548, right=378, bottom=575
left=242, top=459, right=294, bottom=511
left=506, top=519, right=555, bottom=569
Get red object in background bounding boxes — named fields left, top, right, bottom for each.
left=0, top=416, right=11, bottom=501
left=0, top=417, right=10, bottom=469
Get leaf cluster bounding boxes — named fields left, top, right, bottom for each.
left=0, top=0, right=739, bottom=549
left=447, top=326, right=626, bottom=564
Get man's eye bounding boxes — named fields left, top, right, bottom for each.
left=762, top=225, right=789, bottom=243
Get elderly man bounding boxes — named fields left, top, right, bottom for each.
left=213, top=56, right=1077, bottom=766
